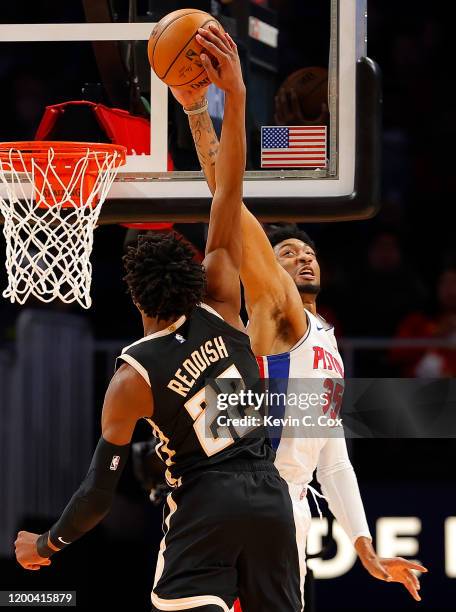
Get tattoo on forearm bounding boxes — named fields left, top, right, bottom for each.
left=189, top=111, right=220, bottom=176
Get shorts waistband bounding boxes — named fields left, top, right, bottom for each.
left=211, top=460, right=277, bottom=473
left=181, top=458, right=278, bottom=479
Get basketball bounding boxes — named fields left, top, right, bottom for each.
left=148, top=9, right=222, bottom=89
left=277, top=66, right=328, bottom=120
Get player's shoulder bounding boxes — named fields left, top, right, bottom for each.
left=304, top=309, right=338, bottom=349
left=109, top=361, right=152, bottom=402
left=121, top=314, right=189, bottom=356
left=194, top=303, right=251, bottom=343
left=304, top=309, right=334, bottom=332
left=317, top=313, right=334, bottom=333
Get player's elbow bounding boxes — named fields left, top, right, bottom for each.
left=317, top=459, right=354, bottom=482
left=86, top=487, right=115, bottom=517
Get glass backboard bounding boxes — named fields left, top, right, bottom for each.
left=0, top=0, right=381, bottom=222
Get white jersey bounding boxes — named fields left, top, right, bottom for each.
left=257, top=308, right=370, bottom=544
left=257, top=308, right=344, bottom=486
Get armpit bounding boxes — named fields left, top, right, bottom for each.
left=272, top=306, right=294, bottom=343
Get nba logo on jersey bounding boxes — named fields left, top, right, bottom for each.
left=110, top=455, right=120, bottom=471
left=175, top=333, right=186, bottom=344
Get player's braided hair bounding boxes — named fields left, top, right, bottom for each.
left=267, top=224, right=316, bottom=251
left=123, top=233, right=206, bottom=321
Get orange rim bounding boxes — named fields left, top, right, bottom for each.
left=0, top=141, right=127, bottom=209
left=0, top=141, right=127, bottom=168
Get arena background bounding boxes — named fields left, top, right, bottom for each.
left=0, top=1, right=455, bottom=611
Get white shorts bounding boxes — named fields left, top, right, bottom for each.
left=287, top=483, right=313, bottom=612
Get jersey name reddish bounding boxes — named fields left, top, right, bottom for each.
left=168, top=336, right=229, bottom=397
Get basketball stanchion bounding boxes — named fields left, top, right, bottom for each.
left=0, top=141, right=126, bottom=309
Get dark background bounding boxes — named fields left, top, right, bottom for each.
left=0, top=1, right=455, bottom=611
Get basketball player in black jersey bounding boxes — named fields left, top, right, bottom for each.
left=15, top=28, right=302, bottom=612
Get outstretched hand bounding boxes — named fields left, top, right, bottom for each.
left=362, top=555, right=428, bottom=602
left=196, top=24, right=244, bottom=95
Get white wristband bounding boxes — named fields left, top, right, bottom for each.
left=183, top=100, right=209, bottom=116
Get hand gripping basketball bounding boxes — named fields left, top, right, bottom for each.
left=169, top=86, right=208, bottom=113
left=196, top=25, right=245, bottom=95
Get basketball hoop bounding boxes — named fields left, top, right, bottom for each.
left=0, top=141, right=126, bottom=309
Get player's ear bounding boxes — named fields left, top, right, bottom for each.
left=134, top=301, right=144, bottom=316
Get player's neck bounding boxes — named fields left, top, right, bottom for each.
left=300, top=295, right=317, bottom=315
left=142, top=313, right=183, bottom=337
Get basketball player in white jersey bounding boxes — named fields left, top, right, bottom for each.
left=173, top=23, right=428, bottom=608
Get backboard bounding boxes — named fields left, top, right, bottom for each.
left=0, top=0, right=381, bottom=223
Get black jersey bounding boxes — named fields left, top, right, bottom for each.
left=117, top=304, right=272, bottom=484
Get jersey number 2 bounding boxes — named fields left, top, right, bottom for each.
left=184, top=364, right=255, bottom=457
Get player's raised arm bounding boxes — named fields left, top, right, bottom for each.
left=172, top=25, right=306, bottom=350
left=171, top=90, right=218, bottom=196
left=238, top=208, right=307, bottom=353
left=192, top=27, right=246, bottom=324
left=14, top=364, right=152, bottom=570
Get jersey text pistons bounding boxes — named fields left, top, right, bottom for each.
left=312, top=346, right=343, bottom=376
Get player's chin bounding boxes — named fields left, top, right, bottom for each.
left=296, top=280, right=320, bottom=295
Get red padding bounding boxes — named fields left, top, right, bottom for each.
left=35, top=100, right=153, bottom=155
left=94, top=104, right=150, bottom=154
left=35, top=100, right=175, bottom=230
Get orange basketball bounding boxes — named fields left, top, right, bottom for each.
left=148, top=9, right=222, bottom=89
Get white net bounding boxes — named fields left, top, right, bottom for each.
left=0, top=144, right=124, bottom=309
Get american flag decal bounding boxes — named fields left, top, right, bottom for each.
left=261, top=126, right=327, bottom=168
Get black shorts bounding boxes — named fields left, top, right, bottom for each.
left=151, top=461, right=301, bottom=612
